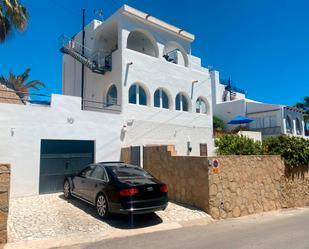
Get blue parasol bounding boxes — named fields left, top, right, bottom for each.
left=228, top=115, right=254, bottom=125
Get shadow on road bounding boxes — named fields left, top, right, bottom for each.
left=59, top=194, right=163, bottom=229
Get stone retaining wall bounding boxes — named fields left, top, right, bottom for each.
left=121, top=145, right=309, bottom=219
left=0, top=164, right=10, bottom=244
left=208, top=156, right=309, bottom=219
left=208, top=155, right=282, bottom=219
left=142, top=145, right=209, bottom=211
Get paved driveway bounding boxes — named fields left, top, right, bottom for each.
left=8, top=194, right=211, bottom=243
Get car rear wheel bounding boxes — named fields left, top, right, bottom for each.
left=63, top=180, right=72, bottom=199
left=96, top=194, right=109, bottom=218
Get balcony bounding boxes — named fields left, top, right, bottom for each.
left=82, top=99, right=121, bottom=113
left=163, top=49, right=179, bottom=64
left=220, top=79, right=246, bottom=94
left=59, top=34, right=112, bottom=74
left=250, top=126, right=282, bottom=136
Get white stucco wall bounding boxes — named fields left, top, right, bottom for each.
left=0, top=95, right=123, bottom=197
left=121, top=47, right=214, bottom=156
left=214, top=99, right=246, bottom=130
left=61, top=7, right=215, bottom=158
left=238, top=131, right=262, bottom=142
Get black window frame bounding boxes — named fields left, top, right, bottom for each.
left=89, top=165, right=109, bottom=182
left=79, top=166, right=94, bottom=178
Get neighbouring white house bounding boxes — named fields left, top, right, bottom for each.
left=0, top=5, right=214, bottom=197
left=210, top=71, right=307, bottom=139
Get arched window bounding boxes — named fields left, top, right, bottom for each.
left=175, top=93, right=189, bottom=112
left=154, top=89, right=170, bottom=109
left=106, top=85, right=117, bottom=106
left=195, top=97, right=208, bottom=114
left=296, top=118, right=302, bottom=135
left=128, top=84, right=148, bottom=106
left=286, top=116, right=293, bottom=133
left=127, top=30, right=158, bottom=57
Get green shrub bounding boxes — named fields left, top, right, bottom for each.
left=213, top=116, right=225, bottom=131
left=263, top=135, right=309, bottom=169
left=215, top=134, right=262, bottom=155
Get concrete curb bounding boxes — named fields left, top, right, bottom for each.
left=4, top=217, right=213, bottom=249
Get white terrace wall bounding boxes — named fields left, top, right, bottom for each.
left=0, top=94, right=122, bottom=197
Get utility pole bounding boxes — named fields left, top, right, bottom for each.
left=81, top=8, right=85, bottom=110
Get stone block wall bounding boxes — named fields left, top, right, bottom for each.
left=121, top=145, right=309, bottom=220
left=143, top=145, right=209, bottom=212
left=0, top=164, right=10, bottom=244
left=208, top=156, right=309, bottom=219
left=280, top=166, right=309, bottom=208
left=208, top=156, right=284, bottom=219
left=0, top=85, right=22, bottom=105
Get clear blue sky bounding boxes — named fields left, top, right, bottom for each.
left=0, top=0, right=308, bottom=105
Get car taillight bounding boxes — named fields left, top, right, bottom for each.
left=160, top=184, right=168, bottom=193
left=119, top=188, right=139, bottom=196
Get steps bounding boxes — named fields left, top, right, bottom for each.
left=59, top=35, right=111, bottom=75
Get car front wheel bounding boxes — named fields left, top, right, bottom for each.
left=96, top=194, right=109, bottom=218
left=63, top=180, right=72, bottom=199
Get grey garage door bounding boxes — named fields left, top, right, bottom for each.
left=39, top=140, right=94, bottom=194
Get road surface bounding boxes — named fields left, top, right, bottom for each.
left=58, top=208, right=309, bottom=249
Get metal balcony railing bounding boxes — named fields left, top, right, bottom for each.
left=0, top=88, right=51, bottom=105
left=82, top=99, right=121, bottom=113
left=220, top=79, right=246, bottom=94
left=59, top=34, right=112, bottom=74
left=163, top=49, right=179, bottom=64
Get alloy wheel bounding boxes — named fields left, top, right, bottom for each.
left=64, top=181, right=71, bottom=198
left=96, top=195, right=107, bottom=217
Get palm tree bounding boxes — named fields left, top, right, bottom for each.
left=295, top=96, right=309, bottom=135
left=0, top=68, right=45, bottom=103
left=0, top=0, right=29, bottom=43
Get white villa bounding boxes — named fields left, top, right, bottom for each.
left=0, top=5, right=214, bottom=197
left=0, top=4, right=306, bottom=198
left=211, top=71, right=307, bottom=139
left=61, top=4, right=214, bottom=156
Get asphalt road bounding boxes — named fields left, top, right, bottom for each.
left=58, top=208, right=309, bottom=249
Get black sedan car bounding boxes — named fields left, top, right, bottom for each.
left=63, top=162, right=168, bottom=218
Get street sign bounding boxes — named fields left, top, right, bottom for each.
left=213, top=159, right=219, bottom=168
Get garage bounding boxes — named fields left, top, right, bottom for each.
left=39, top=139, right=95, bottom=194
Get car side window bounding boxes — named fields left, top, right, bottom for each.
left=102, top=169, right=108, bottom=182
left=90, top=166, right=108, bottom=181
left=80, top=166, right=93, bottom=178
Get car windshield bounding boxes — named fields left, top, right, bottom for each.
left=111, top=165, right=152, bottom=179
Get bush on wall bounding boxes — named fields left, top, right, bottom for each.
left=213, top=116, right=225, bottom=131
left=263, top=135, right=309, bottom=169
left=215, top=134, right=309, bottom=170
left=215, top=134, right=262, bottom=155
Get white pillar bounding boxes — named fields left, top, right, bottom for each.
left=293, top=119, right=297, bottom=135
left=302, top=120, right=306, bottom=137
left=282, top=118, right=287, bottom=134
